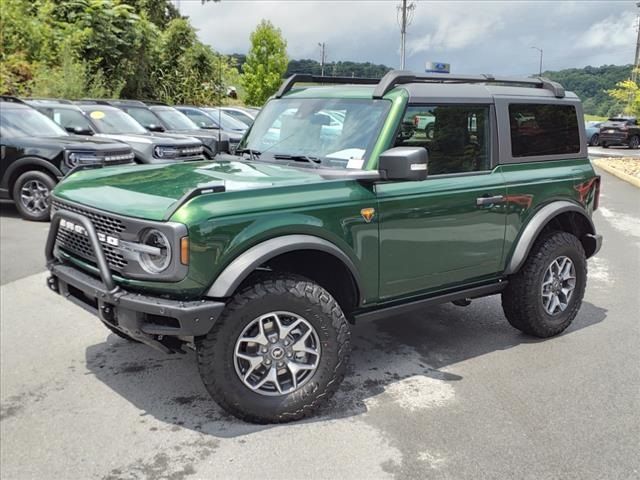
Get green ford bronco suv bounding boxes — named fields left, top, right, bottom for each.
left=45, top=71, right=602, bottom=423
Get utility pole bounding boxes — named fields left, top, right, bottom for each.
left=633, top=2, right=640, bottom=83
left=531, top=46, right=543, bottom=76
left=318, top=42, right=326, bottom=76
left=397, top=0, right=416, bottom=70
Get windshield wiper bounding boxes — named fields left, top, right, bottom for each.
left=273, top=154, right=322, bottom=168
left=236, top=148, right=262, bottom=161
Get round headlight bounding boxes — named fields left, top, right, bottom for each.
left=139, top=229, right=172, bottom=274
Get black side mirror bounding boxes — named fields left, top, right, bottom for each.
left=67, top=126, right=94, bottom=136
left=147, top=124, right=165, bottom=132
left=378, top=147, right=428, bottom=181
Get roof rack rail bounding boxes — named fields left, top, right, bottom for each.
left=107, top=99, right=147, bottom=107
left=22, top=97, right=74, bottom=105
left=144, top=100, right=169, bottom=106
left=274, top=74, right=381, bottom=98
left=74, top=99, right=112, bottom=105
left=372, top=70, right=565, bottom=98
left=273, top=70, right=566, bottom=100
left=0, top=95, right=27, bottom=104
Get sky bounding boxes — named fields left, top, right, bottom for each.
left=176, top=0, right=638, bottom=75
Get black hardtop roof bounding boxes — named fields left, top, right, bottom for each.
left=276, top=70, right=567, bottom=100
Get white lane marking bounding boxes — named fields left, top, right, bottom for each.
left=597, top=206, right=640, bottom=239
left=589, top=257, right=611, bottom=283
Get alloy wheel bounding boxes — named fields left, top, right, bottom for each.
left=234, top=311, right=321, bottom=396
left=20, top=179, right=51, bottom=215
left=541, top=256, right=576, bottom=315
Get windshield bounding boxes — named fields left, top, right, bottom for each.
left=0, top=106, right=68, bottom=137
left=152, top=107, right=199, bottom=130
left=83, top=107, right=148, bottom=134
left=126, top=107, right=163, bottom=129
left=202, top=108, right=248, bottom=131
left=240, top=98, right=390, bottom=169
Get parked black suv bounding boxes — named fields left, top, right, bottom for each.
left=95, top=100, right=230, bottom=159
left=599, top=116, right=640, bottom=149
left=0, top=97, right=134, bottom=221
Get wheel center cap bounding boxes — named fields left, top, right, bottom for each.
left=271, top=347, right=285, bottom=360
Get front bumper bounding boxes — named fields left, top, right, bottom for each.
left=46, top=209, right=225, bottom=353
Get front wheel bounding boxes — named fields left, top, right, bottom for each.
left=502, top=232, right=587, bottom=338
left=12, top=171, right=56, bottom=221
left=589, top=133, right=599, bottom=146
left=197, top=274, right=351, bottom=423
left=629, top=135, right=639, bottom=149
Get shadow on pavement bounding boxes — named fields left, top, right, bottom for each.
left=0, top=200, right=21, bottom=219
left=85, top=298, right=607, bottom=437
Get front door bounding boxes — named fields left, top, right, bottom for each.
left=377, top=104, right=506, bottom=301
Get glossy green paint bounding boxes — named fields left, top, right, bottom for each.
left=54, top=160, right=329, bottom=221
left=376, top=168, right=507, bottom=300
left=171, top=176, right=380, bottom=303
left=498, top=157, right=597, bottom=266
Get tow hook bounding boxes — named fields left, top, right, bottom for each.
left=452, top=298, right=471, bottom=307
left=47, top=276, right=59, bottom=293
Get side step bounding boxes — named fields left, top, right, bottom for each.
left=354, top=281, right=506, bottom=322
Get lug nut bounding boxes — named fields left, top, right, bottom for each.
left=265, top=359, right=272, bottom=365
left=277, top=362, right=284, bottom=367
left=270, top=337, right=277, bottom=344
left=286, top=353, right=293, bottom=358
left=284, top=340, right=290, bottom=346
left=261, top=347, right=268, bottom=353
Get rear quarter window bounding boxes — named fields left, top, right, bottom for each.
left=509, top=104, right=580, bottom=157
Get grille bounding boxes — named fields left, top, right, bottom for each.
left=52, top=200, right=127, bottom=270
left=52, top=200, right=124, bottom=234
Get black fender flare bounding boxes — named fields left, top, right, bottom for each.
left=206, top=234, right=363, bottom=300
left=2, top=157, right=63, bottom=193
left=504, top=200, right=596, bottom=275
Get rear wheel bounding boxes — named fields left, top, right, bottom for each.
left=502, top=232, right=587, bottom=338
left=197, top=274, right=351, bottom=423
left=12, top=171, right=56, bottom=221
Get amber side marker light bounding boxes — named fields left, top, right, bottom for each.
left=180, top=237, right=189, bottom=265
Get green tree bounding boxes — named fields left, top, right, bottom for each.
left=607, top=72, right=640, bottom=117
left=242, top=20, right=288, bottom=106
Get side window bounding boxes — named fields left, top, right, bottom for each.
left=508, top=104, right=580, bottom=157
left=395, top=105, right=491, bottom=175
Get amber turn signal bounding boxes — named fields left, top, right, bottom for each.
left=180, top=237, right=189, bottom=265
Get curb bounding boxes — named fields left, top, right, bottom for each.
left=592, top=159, right=640, bottom=188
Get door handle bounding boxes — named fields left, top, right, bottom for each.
left=476, top=195, right=505, bottom=207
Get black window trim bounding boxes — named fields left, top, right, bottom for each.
left=394, top=102, right=499, bottom=179
left=494, top=97, right=587, bottom=165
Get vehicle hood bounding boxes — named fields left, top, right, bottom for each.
left=97, top=133, right=201, bottom=146
left=16, top=135, right=129, bottom=152
left=53, top=159, right=328, bottom=221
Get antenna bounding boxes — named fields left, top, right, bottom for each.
left=218, top=55, right=222, bottom=151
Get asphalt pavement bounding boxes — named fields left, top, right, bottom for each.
left=1, top=170, right=639, bottom=480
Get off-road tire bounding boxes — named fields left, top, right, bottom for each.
left=197, top=274, right=351, bottom=424
left=12, top=170, right=56, bottom=222
left=103, top=322, right=140, bottom=343
left=502, top=232, right=587, bottom=338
